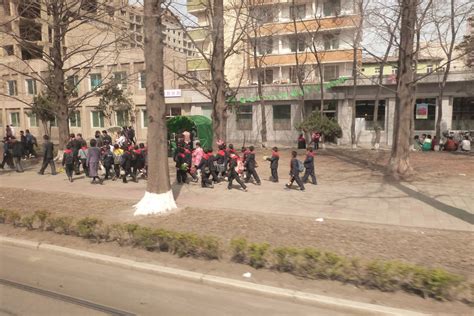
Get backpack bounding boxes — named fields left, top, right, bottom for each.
left=114, top=153, right=122, bottom=165
left=64, top=153, right=74, bottom=165
left=297, top=160, right=304, bottom=173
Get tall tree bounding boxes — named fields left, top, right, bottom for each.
left=389, top=0, right=417, bottom=176
left=0, top=0, right=128, bottom=155
left=134, top=0, right=177, bottom=215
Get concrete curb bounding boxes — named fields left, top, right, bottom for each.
left=0, top=236, right=427, bottom=316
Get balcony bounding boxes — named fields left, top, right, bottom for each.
left=250, top=49, right=359, bottom=68
left=187, top=0, right=206, bottom=14
left=187, top=58, right=210, bottom=71
left=188, top=27, right=207, bottom=42
left=252, top=15, right=360, bottom=37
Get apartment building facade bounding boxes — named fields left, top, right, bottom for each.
left=0, top=0, right=203, bottom=142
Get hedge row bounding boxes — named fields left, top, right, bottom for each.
left=0, top=209, right=471, bottom=302
left=0, top=209, right=220, bottom=260
left=230, top=238, right=471, bottom=302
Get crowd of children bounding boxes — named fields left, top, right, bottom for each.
left=172, top=137, right=318, bottom=192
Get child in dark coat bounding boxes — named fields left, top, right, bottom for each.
left=102, top=146, right=114, bottom=180
left=197, top=151, right=214, bottom=188
left=244, top=146, right=261, bottom=185
left=228, top=154, right=247, bottom=191
left=175, top=147, right=188, bottom=184
left=266, top=147, right=279, bottom=182
left=302, top=147, right=317, bottom=185
left=286, top=151, right=305, bottom=191
left=62, top=144, right=75, bottom=182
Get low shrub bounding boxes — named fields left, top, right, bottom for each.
left=0, top=209, right=8, bottom=223
left=21, top=215, right=35, bottom=230
left=47, top=216, right=74, bottom=235
left=230, top=238, right=269, bottom=268
left=76, top=217, right=103, bottom=239
left=6, top=211, right=21, bottom=227
left=230, top=238, right=249, bottom=263
left=34, top=210, right=51, bottom=230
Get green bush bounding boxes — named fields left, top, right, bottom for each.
left=21, top=215, right=35, bottom=230
left=131, top=226, right=158, bottom=250
left=47, top=216, right=74, bottom=235
left=34, top=210, right=51, bottom=230
left=230, top=238, right=248, bottom=263
left=76, top=217, right=102, bottom=239
left=6, top=211, right=21, bottom=227
left=248, top=242, right=270, bottom=269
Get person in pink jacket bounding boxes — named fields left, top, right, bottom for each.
left=192, top=142, right=204, bottom=168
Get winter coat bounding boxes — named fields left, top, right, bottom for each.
left=43, top=141, right=54, bottom=160
left=266, top=152, right=279, bottom=169
left=12, top=140, right=23, bottom=157
left=246, top=152, right=257, bottom=169
left=290, top=158, right=300, bottom=176
left=86, top=146, right=101, bottom=177
left=303, top=153, right=315, bottom=170
left=62, top=149, right=74, bottom=166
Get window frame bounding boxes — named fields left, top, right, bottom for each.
left=236, top=105, right=253, bottom=131
left=7, top=80, right=17, bottom=96
left=10, top=112, right=20, bottom=127
left=355, top=100, right=386, bottom=130
left=272, top=105, right=291, bottom=131
left=69, top=111, right=81, bottom=128
left=25, top=78, right=37, bottom=95
left=91, top=110, right=105, bottom=128
left=89, top=73, right=102, bottom=91
left=28, top=112, right=39, bottom=127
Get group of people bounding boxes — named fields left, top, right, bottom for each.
left=1, top=127, right=38, bottom=172
left=172, top=137, right=318, bottom=192
left=298, top=131, right=321, bottom=150
left=413, top=133, right=471, bottom=152
left=59, top=129, right=147, bottom=184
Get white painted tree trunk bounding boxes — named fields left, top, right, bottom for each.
left=134, top=191, right=177, bottom=216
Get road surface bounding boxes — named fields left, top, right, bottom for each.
left=0, top=243, right=360, bottom=315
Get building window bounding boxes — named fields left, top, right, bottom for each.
left=413, top=98, right=436, bottom=130
left=169, top=107, right=181, bottom=117
left=289, top=66, right=304, bottom=83
left=66, top=75, right=79, bottom=97
left=113, top=71, right=127, bottom=89
left=264, top=69, right=274, bottom=84
left=323, top=0, right=341, bottom=17
left=7, top=80, right=17, bottom=96
left=323, top=65, right=339, bottom=82
left=374, top=68, right=380, bottom=75
left=28, top=113, right=39, bottom=127
left=25, top=79, right=37, bottom=95
left=10, top=112, right=20, bottom=127
left=116, top=110, right=129, bottom=127
left=3, top=45, right=14, bottom=56
left=290, top=4, right=306, bottom=19
left=426, top=64, right=433, bottom=73
left=236, top=105, right=253, bottom=130
left=290, top=36, right=305, bottom=53
left=323, top=35, right=339, bottom=50
left=391, top=67, right=398, bottom=75
left=49, top=116, right=58, bottom=127
left=90, top=73, right=102, bottom=90
left=69, top=111, right=81, bottom=127
left=452, top=97, right=474, bottom=130
left=355, top=100, right=386, bottom=130
left=91, top=111, right=105, bottom=128
left=139, top=71, right=146, bottom=89
left=257, top=37, right=273, bottom=55
left=142, top=109, right=148, bottom=128
left=273, top=105, right=291, bottom=130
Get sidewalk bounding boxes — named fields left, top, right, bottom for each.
left=0, top=150, right=472, bottom=231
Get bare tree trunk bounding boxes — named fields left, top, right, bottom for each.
left=390, top=0, right=416, bottom=177
left=211, top=0, right=227, bottom=146
left=257, top=73, right=267, bottom=145
left=134, top=0, right=177, bottom=215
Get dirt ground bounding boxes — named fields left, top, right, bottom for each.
left=0, top=186, right=472, bottom=280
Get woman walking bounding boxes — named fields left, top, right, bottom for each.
left=87, top=139, right=103, bottom=184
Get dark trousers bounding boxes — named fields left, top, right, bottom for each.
left=80, top=159, right=88, bottom=176
left=314, top=141, right=319, bottom=150
left=289, top=173, right=305, bottom=190
left=114, top=164, right=121, bottom=178
left=302, top=168, right=317, bottom=184
left=177, top=169, right=187, bottom=183
left=104, top=165, right=112, bottom=179
left=271, top=168, right=279, bottom=182
left=228, top=172, right=247, bottom=190
left=73, top=155, right=80, bottom=174
left=65, top=164, right=74, bottom=179
left=245, top=168, right=261, bottom=184
left=122, top=167, right=133, bottom=183
left=13, top=157, right=23, bottom=172
left=27, top=144, right=37, bottom=157
left=210, top=169, right=219, bottom=183
left=1, top=153, right=14, bottom=169
left=40, top=158, right=56, bottom=174
left=201, top=172, right=212, bottom=187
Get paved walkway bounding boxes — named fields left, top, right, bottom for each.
left=0, top=152, right=472, bottom=232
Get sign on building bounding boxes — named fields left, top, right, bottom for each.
left=416, top=103, right=428, bottom=120
left=164, top=89, right=182, bottom=98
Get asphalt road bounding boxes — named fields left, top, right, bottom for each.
left=0, top=243, right=358, bottom=316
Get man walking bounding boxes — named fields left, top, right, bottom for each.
left=11, top=137, right=24, bottom=172
left=38, top=135, right=56, bottom=175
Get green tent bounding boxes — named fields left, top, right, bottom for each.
left=167, top=115, right=213, bottom=150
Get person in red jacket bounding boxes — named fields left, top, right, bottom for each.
left=266, top=147, right=279, bottom=182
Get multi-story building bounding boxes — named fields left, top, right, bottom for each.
left=0, top=0, right=193, bottom=142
